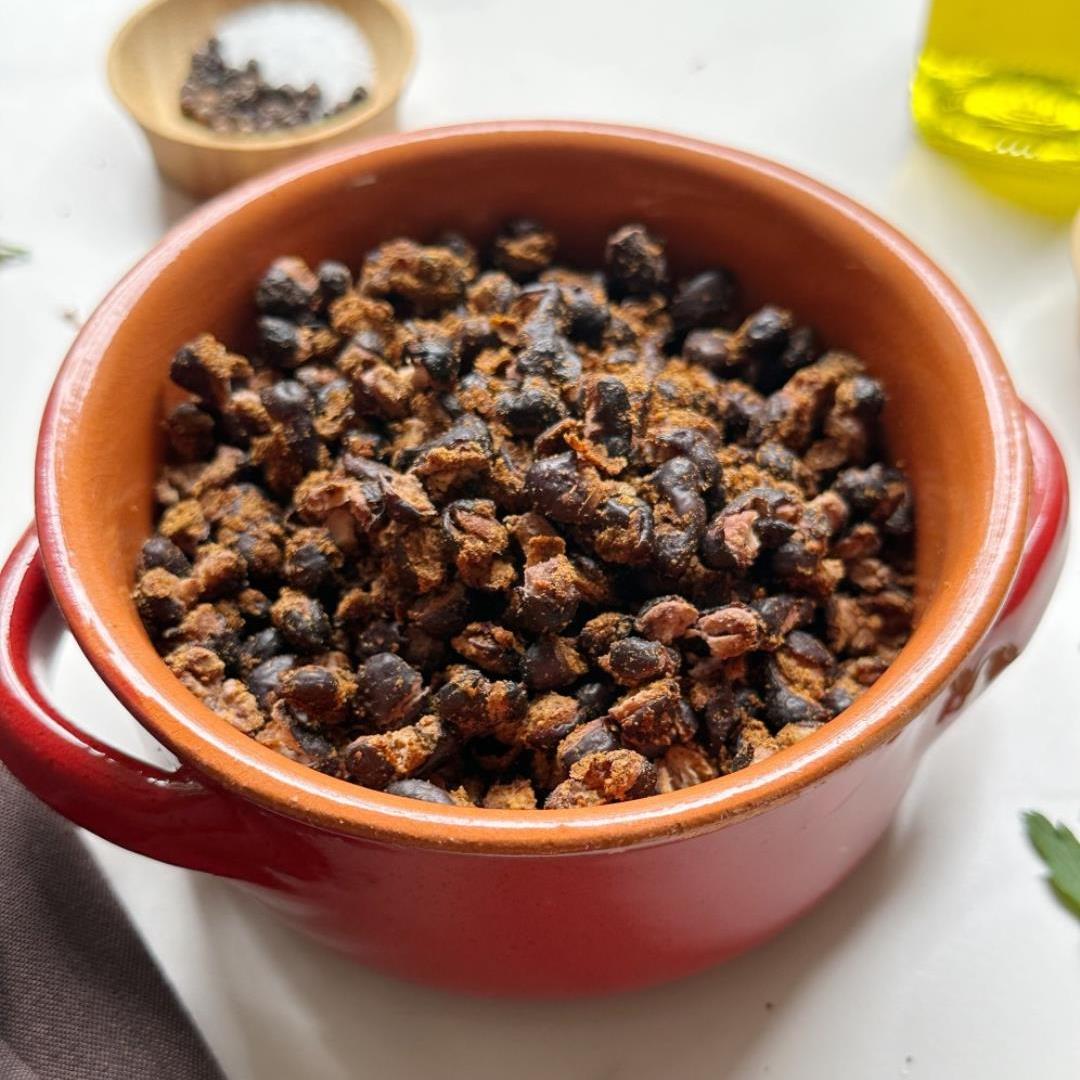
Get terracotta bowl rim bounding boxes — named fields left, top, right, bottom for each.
left=34, top=121, right=1030, bottom=854
left=106, top=0, right=417, bottom=154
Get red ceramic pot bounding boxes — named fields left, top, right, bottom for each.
left=0, top=123, right=1068, bottom=996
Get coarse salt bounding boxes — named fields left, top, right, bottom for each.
left=215, top=1, right=374, bottom=107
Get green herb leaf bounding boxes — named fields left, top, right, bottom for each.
left=0, top=240, right=29, bottom=266
left=1024, top=811, right=1080, bottom=919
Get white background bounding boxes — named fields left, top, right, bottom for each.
left=2, top=1, right=1079, bottom=1077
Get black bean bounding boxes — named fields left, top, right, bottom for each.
left=524, top=452, right=595, bottom=525
left=684, top=328, right=734, bottom=370
left=725, top=385, right=765, bottom=439
left=739, top=306, right=793, bottom=360
left=404, top=413, right=493, bottom=473
left=654, top=430, right=720, bottom=493
left=232, top=531, right=282, bottom=580
left=258, top=316, right=302, bottom=368
left=605, top=223, right=667, bottom=296
left=138, top=536, right=191, bottom=577
left=354, top=620, right=406, bottom=658
left=284, top=541, right=334, bottom=593
left=356, top=652, right=424, bottom=731
left=576, top=681, right=616, bottom=721
left=761, top=659, right=829, bottom=733
left=280, top=665, right=348, bottom=724
left=135, top=584, right=186, bottom=630
left=456, top=316, right=500, bottom=358
left=635, top=595, right=700, bottom=644
left=169, top=342, right=216, bottom=400
left=752, top=594, right=815, bottom=642
left=566, top=285, right=610, bottom=344
left=452, top=621, right=523, bottom=676
left=884, top=494, right=914, bottom=537
left=847, top=375, right=886, bottom=416
left=405, top=336, right=460, bottom=386
left=261, top=379, right=312, bottom=424
left=316, top=259, right=353, bottom=301
left=523, top=637, right=585, bottom=692
left=779, top=325, right=819, bottom=372
left=165, top=402, right=216, bottom=462
left=345, top=740, right=394, bottom=789
left=603, top=637, right=678, bottom=686
left=772, top=539, right=820, bottom=581
left=385, top=779, right=456, bottom=805
left=516, top=332, right=582, bottom=385
left=246, top=654, right=296, bottom=708
left=835, top=464, right=909, bottom=521
left=702, top=684, right=740, bottom=752
left=272, top=591, right=332, bottom=653
left=671, top=269, right=737, bottom=330
left=608, top=679, right=695, bottom=757
left=291, top=724, right=340, bottom=774
left=590, top=495, right=655, bottom=565
left=255, top=258, right=318, bottom=315
left=650, top=456, right=707, bottom=522
left=556, top=718, right=619, bottom=774
left=756, top=442, right=802, bottom=483
left=492, top=219, right=556, bottom=280
left=431, top=668, right=489, bottom=736
left=237, top=627, right=286, bottom=672
left=508, top=575, right=579, bottom=636
left=468, top=270, right=520, bottom=314
left=579, top=613, right=635, bottom=660
left=354, top=327, right=387, bottom=357
left=784, top=630, right=835, bottom=671
left=495, top=386, right=565, bottom=436
left=409, top=583, right=470, bottom=638
left=821, top=685, right=854, bottom=716
left=585, top=376, right=633, bottom=459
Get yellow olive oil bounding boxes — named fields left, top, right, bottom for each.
left=912, top=0, right=1080, bottom=212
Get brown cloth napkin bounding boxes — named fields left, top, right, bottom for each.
left=0, top=765, right=225, bottom=1080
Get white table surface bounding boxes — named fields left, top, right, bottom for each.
left=3, top=1, right=1080, bottom=1077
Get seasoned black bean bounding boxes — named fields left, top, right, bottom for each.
left=136, top=219, right=914, bottom=809
left=385, top=779, right=456, bottom=804
left=671, top=269, right=737, bottom=331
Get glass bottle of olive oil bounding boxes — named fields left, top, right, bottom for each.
left=912, top=0, right=1080, bottom=212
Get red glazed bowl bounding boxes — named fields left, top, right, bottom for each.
left=0, top=122, right=1068, bottom=996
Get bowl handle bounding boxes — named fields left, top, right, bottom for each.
left=0, top=526, right=271, bottom=882
left=939, top=404, right=1068, bottom=720
left=999, top=406, right=1069, bottom=636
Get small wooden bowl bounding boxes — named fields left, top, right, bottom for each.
left=107, top=0, right=415, bottom=199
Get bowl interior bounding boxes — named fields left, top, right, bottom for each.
left=38, top=125, right=1028, bottom=850
left=108, top=0, right=414, bottom=151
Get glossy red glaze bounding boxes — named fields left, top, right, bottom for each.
left=0, top=124, right=1069, bottom=995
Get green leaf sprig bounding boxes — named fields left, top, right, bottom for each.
left=0, top=240, right=29, bottom=266
left=1024, top=811, right=1080, bottom=920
